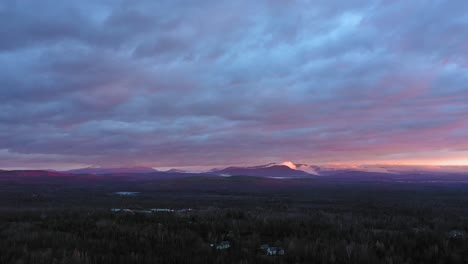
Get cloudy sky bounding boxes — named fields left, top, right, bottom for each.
left=1, top=0, right=468, bottom=170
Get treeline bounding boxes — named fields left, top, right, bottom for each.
left=1, top=207, right=468, bottom=264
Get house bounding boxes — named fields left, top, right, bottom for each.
left=260, top=244, right=285, bottom=256
left=211, top=241, right=231, bottom=250
left=267, top=247, right=285, bottom=256
left=448, top=230, right=466, bottom=239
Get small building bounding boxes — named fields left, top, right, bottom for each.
left=211, top=241, right=231, bottom=250
left=267, top=247, right=285, bottom=256
left=260, top=244, right=285, bottom=256
left=448, top=230, right=466, bottom=239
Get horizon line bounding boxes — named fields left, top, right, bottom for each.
left=1, top=162, right=468, bottom=172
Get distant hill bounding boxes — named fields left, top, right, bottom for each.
left=64, top=167, right=158, bottom=174
left=211, top=165, right=312, bottom=178
left=0, top=170, right=68, bottom=177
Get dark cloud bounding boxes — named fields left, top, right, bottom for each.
left=1, top=0, right=468, bottom=169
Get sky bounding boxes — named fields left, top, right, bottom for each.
left=1, top=0, right=468, bottom=170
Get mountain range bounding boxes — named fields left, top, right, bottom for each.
left=211, top=164, right=311, bottom=178
left=0, top=163, right=466, bottom=181
left=59, top=163, right=468, bottom=176
left=64, top=166, right=158, bottom=174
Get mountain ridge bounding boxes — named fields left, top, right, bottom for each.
left=64, top=166, right=158, bottom=174
left=211, top=164, right=313, bottom=178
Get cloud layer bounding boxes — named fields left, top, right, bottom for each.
left=1, top=0, right=468, bottom=169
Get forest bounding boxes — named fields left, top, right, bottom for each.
left=1, top=173, right=468, bottom=263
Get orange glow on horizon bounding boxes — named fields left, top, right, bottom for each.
left=281, top=161, right=297, bottom=169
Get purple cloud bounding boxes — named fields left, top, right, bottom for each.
left=0, top=0, right=468, bottom=169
